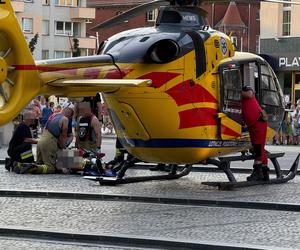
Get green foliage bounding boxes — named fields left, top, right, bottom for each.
left=29, top=33, right=39, bottom=54
left=72, top=38, right=81, bottom=57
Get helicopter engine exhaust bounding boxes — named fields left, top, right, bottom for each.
left=147, top=39, right=179, bottom=63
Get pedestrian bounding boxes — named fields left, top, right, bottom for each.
left=13, top=107, right=74, bottom=174
left=292, top=105, right=300, bottom=145
left=6, top=111, right=38, bottom=171
left=31, top=98, right=41, bottom=138
left=279, top=110, right=292, bottom=145
left=76, top=102, right=102, bottom=152
left=241, top=84, right=269, bottom=181
left=40, top=100, right=53, bottom=132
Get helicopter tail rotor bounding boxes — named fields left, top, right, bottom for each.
left=0, top=1, right=41, bottom=125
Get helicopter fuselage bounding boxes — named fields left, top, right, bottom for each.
left=35, top=21, right=284, bottom=164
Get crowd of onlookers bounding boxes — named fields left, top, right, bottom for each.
left=272, top=100, right=300, bottom=145
left=6, top=94, right=119, bottom=175
left=13, top=95, right=114, bottom=137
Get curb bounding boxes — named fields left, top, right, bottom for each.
left=0, top=227, right=279, bottom=250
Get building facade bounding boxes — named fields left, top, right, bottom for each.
left=86, top=0, right=158, bottom=42
left=202, top=1, right=260, bottom=53
left=11, top=0, right=96, bottom=60
left=87, top=0, right=260, bottom=54
left=260, top=0, right=300, bottom=104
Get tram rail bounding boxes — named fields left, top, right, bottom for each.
left=0, top=227, right=268, bottom=250
left=0, top=189, right=299, bottom=212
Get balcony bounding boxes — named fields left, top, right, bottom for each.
left=77, top=37, right=96, bottom=49
left=70, top=7, right=95, bottom=20
left=11, top=1, right=25, bottom=13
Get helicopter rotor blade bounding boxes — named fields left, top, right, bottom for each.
left=202, top=0, right=300, bottom=5
left=258, top=0, right=300, bottom=4
left=91, top=0, right=170, bottom=31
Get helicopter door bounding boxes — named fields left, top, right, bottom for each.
left=218, top=65, right=242, bottom=140
left=259, top=64, right=284, bottom=129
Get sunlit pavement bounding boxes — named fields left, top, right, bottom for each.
left=0, top=139, right=299, bottom=249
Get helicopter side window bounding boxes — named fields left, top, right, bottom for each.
left=222, top=68, right=242, bottom=104
left=260, top=65, right=280, bottom=107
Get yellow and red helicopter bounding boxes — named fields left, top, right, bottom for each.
left=0, top=0, right=299, bottom=188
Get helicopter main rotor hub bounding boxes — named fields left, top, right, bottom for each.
left=0, top=57, right=7, bottom=83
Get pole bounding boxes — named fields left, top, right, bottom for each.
left=248, top=3, right=251, bottom=52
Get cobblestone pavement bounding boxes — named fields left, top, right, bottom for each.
left=0, top=237, right=146, bottom=250
left=0, top=140, right=300, bottom=248
left=0, top=168, right=300, bottom=203
left=0, top=197, right=300, bottom=249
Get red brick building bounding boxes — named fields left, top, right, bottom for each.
left=87, top=0, right=260, bottom=53
left=202, top=1, right=260, bottom=53
left=87, top=0, right=157, bottom=44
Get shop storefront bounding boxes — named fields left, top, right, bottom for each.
left=260, top=38, right=300, bottom=105
left=260, top=53, right=300, bottom=105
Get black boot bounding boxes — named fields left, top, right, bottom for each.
left=262, top=166, right=270, bottom=181
left=247, top=164, right=264, bottom=181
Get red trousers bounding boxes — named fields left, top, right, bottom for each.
left=248, top=121, right=268, bottom=165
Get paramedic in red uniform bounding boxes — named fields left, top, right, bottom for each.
left=242, top=85, right=269, bottom=181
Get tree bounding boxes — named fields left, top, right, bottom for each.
left=72, top=38, right=81, bottom=57
left=29, top=33, right=39, bottom=54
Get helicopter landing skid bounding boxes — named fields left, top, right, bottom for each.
left=202, top=153, right=300, bottom=190
left=84, top=157, right=193, bottom=186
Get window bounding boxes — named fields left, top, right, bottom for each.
left=22, top=18, right=33, bottom=33
left=147, top=9, right=158, bottom=22
left=261, top=65, right=280, bottom=107
left=54, top=51, right=72, bottom=59
left=43, top=0, right=50, bottom=5
left=256, top=10, right=260, bottom=21
left=222, top=68, right=242, bottom=102
left=231, top=36, right=237, bottom=48
left=42, top=20, right=49, bottom=35
left=53, top=0, right=78, bottom=7
left=73, top=22, right=80, bottom=37
left=55, top=21, right=73, bottom=36
left=282, top=0, right=291, bottom=36
left=42, top=50, right=49, bottom=60
left=255, top=35, right=260, bottom=54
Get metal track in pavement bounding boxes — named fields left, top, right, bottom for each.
left=0, top=190, right=299, bottom=212
left=0, top=227, right=282, bottom=250
left=1, top=161, right=299, bottom=175
left=132, top=164, right=300, bottom=175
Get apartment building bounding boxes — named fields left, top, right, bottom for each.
left=260, top=0, right=300, bottom=103
left=11, top=0, right=96, bottom=60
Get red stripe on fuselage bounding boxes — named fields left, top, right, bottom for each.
left=179, top=108, right=217, bottom=129
left=13, top=65, right=76, bottom=72
left=83, top=68, right=101, bottom=79
left=138, top=72, right=181, bottom=88
left=166, top=80, right=217, bottom=106
left=221, top=125, right=241, bottom=138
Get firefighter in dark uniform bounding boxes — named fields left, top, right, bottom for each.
left=6, top=111, right=38, bottom=170
left=242, top=85, right=269, bottom=181
left=76, top=101, right=102, bottom=151
left=13, top=107, right=74, bottom=174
